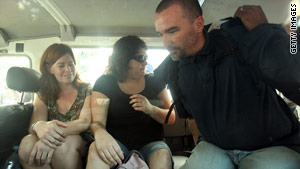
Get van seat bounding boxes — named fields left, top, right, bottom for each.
left=0, top=67, right=40, bottom=167
left=173, top=155, right=188, bottom=169
left=6, top=67, right=40, bottom=93
left=163, top=117, right=195, bottom=168
left=1, top=67, right=195, bottom=168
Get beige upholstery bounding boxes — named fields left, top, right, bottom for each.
left=173, top=156, right=188, bottom=169
left=163, top=117, right=194, bottom=168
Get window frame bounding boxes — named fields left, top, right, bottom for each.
left=71, top=45, right=169, bottom=85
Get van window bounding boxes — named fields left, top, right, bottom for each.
left=73, top=47, right=169, bottom=85
left=0, top=56, right=31, bottom=105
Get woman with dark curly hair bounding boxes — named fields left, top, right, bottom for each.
left=87, top=35, right=175, bottom=169
left=18, top=43, right=92, bottom=169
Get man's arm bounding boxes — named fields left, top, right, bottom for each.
left=235, top=5, right=300, bottom=105
left=234, top=5, right=268, bottom=31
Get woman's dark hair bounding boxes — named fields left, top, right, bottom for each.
left=38, top=43, right=84, bottom=104
left=106, top=35, right=147, bottom=82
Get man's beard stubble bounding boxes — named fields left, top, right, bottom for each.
left=168, top=47, right=186, bottom=61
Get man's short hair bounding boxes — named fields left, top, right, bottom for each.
left=155, top=0, right=203, bottom=21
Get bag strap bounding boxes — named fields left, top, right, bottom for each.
left=164, top=98, right=179, bottom=124
left=164, top=59, right=192, bottom=123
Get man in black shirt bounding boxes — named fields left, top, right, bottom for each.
left=154, top=0, right=300, bottom=168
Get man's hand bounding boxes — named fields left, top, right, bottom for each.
left=234, top=5, right=268, bottom=31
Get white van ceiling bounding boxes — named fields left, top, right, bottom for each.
left=0, top=0, right=291, bottom=43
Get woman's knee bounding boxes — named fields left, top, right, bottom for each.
left=87, top=142, right=106, bottom=162
left=151, top=149, right=170, bottom=159
left=87, top=142, right=99, bottom=160
left=86, top=142, right=110, bottom=169
left=18, top=134, right=38, bottom=162
left=53, top=135, right=86, bottom=157
left=148, top=149, right=172, bottom=169
left=149, top=149, right=171, bottom=164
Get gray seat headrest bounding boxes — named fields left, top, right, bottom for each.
left=6, top=67, right=41, bottom=92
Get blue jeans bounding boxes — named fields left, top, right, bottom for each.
left=180, top=141, right=300, bottom=169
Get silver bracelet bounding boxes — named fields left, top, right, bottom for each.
left=31, top=121, right=38, bottom=132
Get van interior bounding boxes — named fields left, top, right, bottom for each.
left=0, top=0, right=298, bottom=168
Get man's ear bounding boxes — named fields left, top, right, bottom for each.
left=194, top=16, right=204, bottom=33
